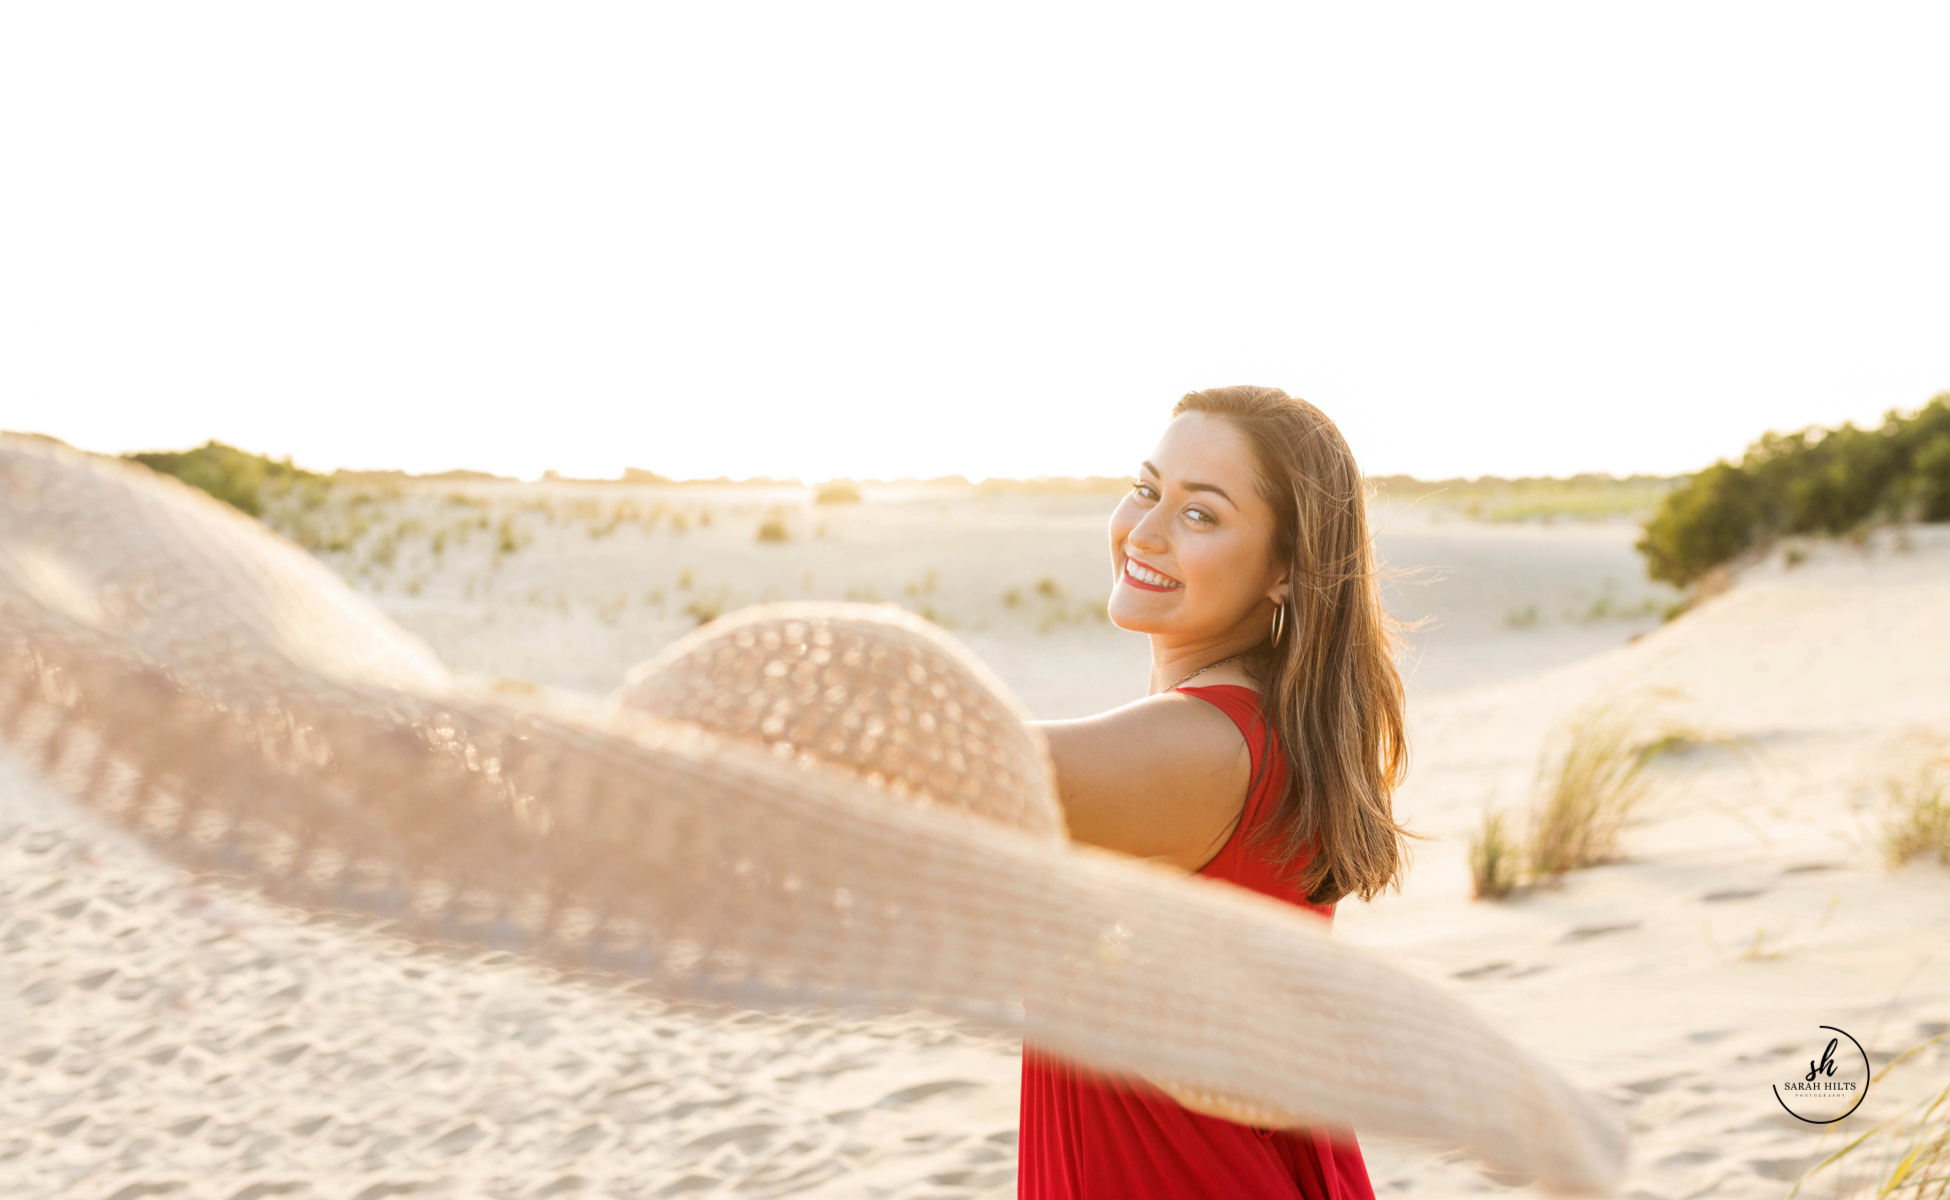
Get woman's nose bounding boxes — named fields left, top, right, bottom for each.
left=1127, top=507, right=1170, bottom=553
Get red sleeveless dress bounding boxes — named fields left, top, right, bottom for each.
left=1018, top=684, right=1377, bottom=1200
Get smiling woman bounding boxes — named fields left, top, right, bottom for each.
left=1020, top=385, right=1431, bottom=1200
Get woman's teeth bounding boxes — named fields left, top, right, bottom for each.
left=1125, top=561, right=1182, bottom=589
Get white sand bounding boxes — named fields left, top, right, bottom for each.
left=1341, top=524, right=1950, bottom=1198
left=3, top=483, right=1946, bottom=1198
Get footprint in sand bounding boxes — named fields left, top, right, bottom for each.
left=1747, top=1150, right=1831, bottom=1181
left=1620, top=1073, right=1694, bottom=1095
left=1559, top=921, right=1641, bottom=943
left=683, top=1122, right=780, bottom=1154
left=876, top=1080, right=984, bottom=1109
left=1450, top=961, right=1555, bottom=981
left=1701, top=888, right=1769, bottom=902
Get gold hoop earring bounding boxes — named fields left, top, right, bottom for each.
left=1270, top=601, right=1287, bottom=649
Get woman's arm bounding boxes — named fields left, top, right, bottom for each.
left=1031, top=693, right=1253, bottom=873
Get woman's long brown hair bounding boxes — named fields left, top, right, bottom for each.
left=1173, top=385, right=1428, bottom=906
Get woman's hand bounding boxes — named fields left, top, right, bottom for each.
left=1031, top=693, right=1253, bottom=873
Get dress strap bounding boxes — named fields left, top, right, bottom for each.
left=1170, top=683, right=1266, bottom=748
left=1172, top=683, right=1273, bottom=821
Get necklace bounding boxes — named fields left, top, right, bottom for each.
left=1167, top=654, right=1244, bottom=692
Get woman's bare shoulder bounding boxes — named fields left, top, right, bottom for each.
left=1031, top=690, right=1256, bottom=867
left=1045, top=686, right=1240, bottom=741
left=1036, top=689, right=1249, bottom=764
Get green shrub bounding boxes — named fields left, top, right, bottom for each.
left=126, top=441, right=318, bottom=518
left=1905, top=432, right=1950, bottom=522
left=1637, top=393, right=1950, bottom=587
left=1636, top=462, right=1762, bottom=587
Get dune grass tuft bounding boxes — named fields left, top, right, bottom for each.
left=1468, top=805, right=1523, bottom=900
left=755, top=509, right=792, bottom=543
left=1470, top=695, right=1726, bottom=898
left=1526, top=699, right=1678, bottom=880
left=683, top=590, right=729, bottom=626
left=1879, top=733, right=1950, bottom=869
left=755, top=519, right=790, bottom=543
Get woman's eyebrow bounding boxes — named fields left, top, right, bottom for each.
left=1141, top=461, right=1236, bottom=507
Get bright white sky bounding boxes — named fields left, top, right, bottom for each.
left=3, top=4, right=1946, bottom=483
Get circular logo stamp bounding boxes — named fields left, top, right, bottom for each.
left=1773, top=1025, right=1871, bottom=1124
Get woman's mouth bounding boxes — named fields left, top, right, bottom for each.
left=1122, top=557, right=1183, bottom=592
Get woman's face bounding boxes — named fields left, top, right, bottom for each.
left=1107, top=411, right=1289, bottom=640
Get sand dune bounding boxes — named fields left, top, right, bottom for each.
left=2, top=483, right=1945, bottom=1198
left=1340, top=525, right=1950, bottom=1197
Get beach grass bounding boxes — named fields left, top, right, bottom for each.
left=1789, top=1029, right=1950, bottom=1198
left=1526, top=701, right=1672, bottom=880
left=1879, top=733, right=1950, bottom=869
left=756, top=515, right=792, bottom=543
left=1467, top=805, right=1523, bottom=900
left=1471, top=696, right=1726, bottom=897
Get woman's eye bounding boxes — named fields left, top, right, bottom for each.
left=1132, top=481, right=1158, bottom=501
left=1185, top=508, right=1213, bottom=526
